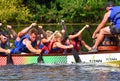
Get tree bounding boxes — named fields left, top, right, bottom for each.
left=0, top=0, right=32, bottom=24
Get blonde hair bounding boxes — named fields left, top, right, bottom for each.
left=46, top=30, right=53, bottom=37
left=54, top=31, right=62, bottom=39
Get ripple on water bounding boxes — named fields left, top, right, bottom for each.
left=0, top=63, right=120, bottom=81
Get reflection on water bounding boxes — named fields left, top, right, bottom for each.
left=0, top=63, right=120, bottom=81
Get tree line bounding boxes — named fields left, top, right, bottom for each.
left=0, top=0, right=120, bottom=24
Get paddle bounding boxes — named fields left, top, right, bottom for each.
left=86, top=26, right=92, bottom=38
left=35, top=26, right=44, bottom=63
left=61, top=20, right=81, bottom=63
left=6, top=29, right=13, bottom=65
left=61, top=20, right=89, bottom=63
left=38, top=26, right=47, bottom=39
left=86, top=26, right=95, bottom=44
left=61, top=21, right=81, bottom=63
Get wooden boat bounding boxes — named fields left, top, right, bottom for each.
left=0, top=50, right=120, bottom=66
left=0, top=34, right=120, bottom=66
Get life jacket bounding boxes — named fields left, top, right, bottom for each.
left=21, top=34, right=37, bottom=53
left=0, top=42, right=6, bottom=48
left=63, top=39, right=81, bottom=53
left=39, top=43, right=49, bottom=54
left=109, top=6, right=120, bottom=28
left=48, top=39, right=63, bottom=53
left=11, top=34, right=37, bottom=54
left=47, top=40, right=56, bottom=53
left=74, top=40, right=81, bottom=52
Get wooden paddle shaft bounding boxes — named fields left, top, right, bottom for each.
left=79, top=25, right=89, bottom=34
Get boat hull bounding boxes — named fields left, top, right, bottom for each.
left=0, top=52, right=120, bottom=66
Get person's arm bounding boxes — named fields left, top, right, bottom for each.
left=38, top=26, right=47, bottom=38
left=55, top=42, right=73, bottom=49
left=81, top=40, right=92, bottom=51
left=18, top=23, right=37, bottom=38
left=69, top=31, right=82, bottom=39
left=0, top=47, right=10, bottom=54
left=69, top=25, right=89, bottom=39
left=7, top=25, right=17, bottom=39
left=16, top=23, right=37, bottom=42
left=92, top=11, right=110, bottom=39
left=24, top=39, right=41, bottom=54
left=42, top=31, right=58, bottom=43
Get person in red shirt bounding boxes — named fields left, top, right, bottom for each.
left=64, top=29, right=91, bottom=53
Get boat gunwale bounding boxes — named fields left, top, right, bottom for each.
left=0, top=51, right=120, bottom=57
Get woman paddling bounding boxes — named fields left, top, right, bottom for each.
left=64, top=29, right=92, bottom=53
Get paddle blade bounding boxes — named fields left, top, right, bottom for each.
left=72, top=49, right=81, bottom=63
left=37, top=54, right=44, bottom=63
left=7, top=54, right=13, bottom=65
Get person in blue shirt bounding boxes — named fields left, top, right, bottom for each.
left=0, top=24, right=17, bottom=54
left=89, top=1, right=120, bottom=52
left=10, top=23, right=42, bottom=54
left=0, top=32, right=10, bottom=54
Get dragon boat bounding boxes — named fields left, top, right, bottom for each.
left=0, top=50, right=120, bottom=66
left=0, top=34, right=120, bottom=67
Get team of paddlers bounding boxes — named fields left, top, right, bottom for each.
left=0, top=22, right=92, bottom=55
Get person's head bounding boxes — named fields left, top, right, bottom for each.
left=0, top=31, right=8, bottom=43
left=104, top=1, right=113, bottom=11
left=28, top=28, right=38, bottom=42
left=46, top=30, right=53, bottom=38
left=72, top=29, right=82, bottom=41
left=54, top=31, right=63, bottom=42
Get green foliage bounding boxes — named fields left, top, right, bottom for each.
left=29, top=0, right=110, bottom=23
left=0, top=0, right=32, bottom=24
left=0, top=0, right=120, bottom=23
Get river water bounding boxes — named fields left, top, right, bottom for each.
left=0, top=63, right=120, bottom=81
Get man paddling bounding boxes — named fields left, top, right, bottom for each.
left=0, top=32, right=10, bottom=54
left=89, top=1, right=120, bottom=52
left=0, top=24, right=17, bottom=54
left=10, top=23, right=42, bottom=54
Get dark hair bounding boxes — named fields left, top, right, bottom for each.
left=104, top=1, right=113, bottom=9
left=72, top=29, right=79, bottom=35
left=1, top=31, right=9, bottom=38
left=71, top=29, right=80, bottom=42
left=29, top=28, right=38, bottom=36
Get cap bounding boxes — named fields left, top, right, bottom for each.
left=104, top=1, right=113, bottom=9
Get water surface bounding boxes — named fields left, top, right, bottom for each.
left=0, top=63, right=120, bottom=81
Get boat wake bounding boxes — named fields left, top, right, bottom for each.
left=36, top=62, right=118, bottom=67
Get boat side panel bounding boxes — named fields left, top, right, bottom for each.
left=12, top=56, right=38, bottom=65
left=0, top=56, right=7, bottom=65
left=67, top=55, right=75, bottom=64
left=0, top=55, right=69, bottom=65
left=0, top=53, right=120, bottom=66
left=80, top=53, right=120, bottom=64
left=43, top=56, right=67, bottom=64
